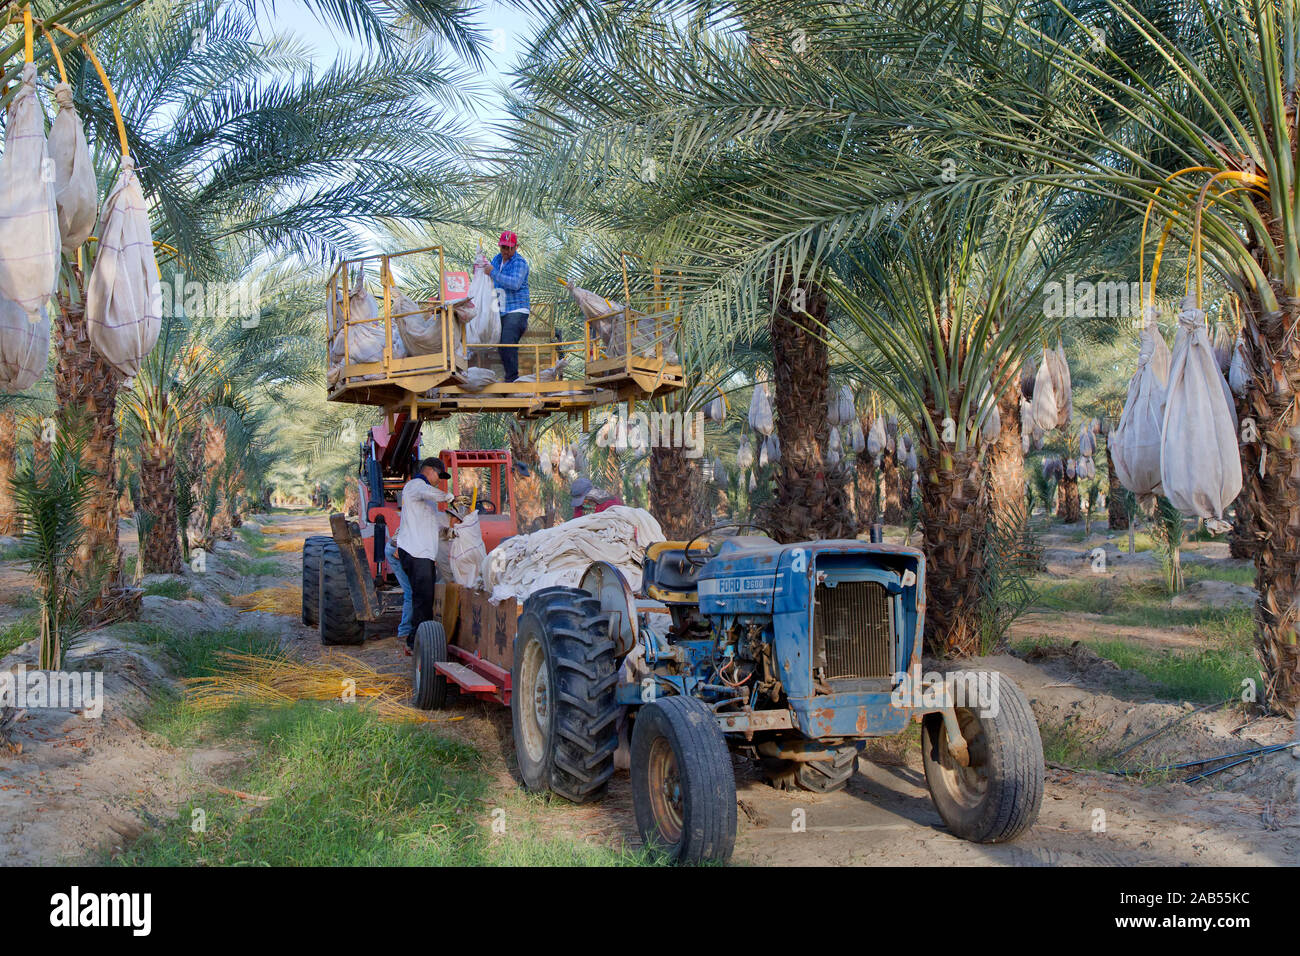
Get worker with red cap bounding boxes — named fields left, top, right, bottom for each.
left=485, top=230, right=530, bottom=381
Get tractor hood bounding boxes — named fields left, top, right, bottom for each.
left=695, top=536, right=784, bottom=613
left=696, top=537, right=924, bottom=617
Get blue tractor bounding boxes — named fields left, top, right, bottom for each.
left=511, top=530, right=1045, bottom=863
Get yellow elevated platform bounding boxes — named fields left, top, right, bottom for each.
left=325, top=247, right=684, bottom=420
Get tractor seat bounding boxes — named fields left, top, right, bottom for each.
left=643, top=542, right=707, bottom=601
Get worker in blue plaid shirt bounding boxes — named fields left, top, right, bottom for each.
left=485, top=230, right=530, bottom=380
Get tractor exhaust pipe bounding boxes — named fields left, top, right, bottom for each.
left=869, top=522, right=883, bottom=544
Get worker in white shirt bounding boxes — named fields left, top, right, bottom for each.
left=394, top=456, right=455, bottom=655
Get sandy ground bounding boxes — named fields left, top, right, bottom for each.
left=1, top=512, right=1297, bottom=866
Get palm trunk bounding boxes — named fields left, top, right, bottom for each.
left=880, top=447, right=904, bottom=524
left=139, top=442, right=183, bottom=574
left=1105, top=441, right=1129, bottom=530
left=458, top=414, right=477, bottom=450
left=54, top=288, right=123, bottom=612
left=0, top=410, right=17, bottom=536
left=650, top=444, right=703, bottom=539
left=1239, top=290, right=1300, bottom=716
left=1057, top=472, right=1081, bottom=523
left=1227, top=387, right=1254, bottom=558
left=202, top=417, right=233, bottom=542
left=854, top=414, right=878, bottom=533
left=918, top=441, right=990, bottom=657
left=767, top=276, right=853, bottom=543
left=508, top=423, right=544, bottom=531
left=988, top=379, right=1026, bottom=531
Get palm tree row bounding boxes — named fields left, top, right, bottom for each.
left=2, top=0, right=488, bottom=633
left=489, top=0, right=1293, bottom=710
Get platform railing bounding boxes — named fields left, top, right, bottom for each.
left=327, top=247, right=685, bottom=407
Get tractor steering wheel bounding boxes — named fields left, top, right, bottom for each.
left=683, top=522, right=771, bottom=567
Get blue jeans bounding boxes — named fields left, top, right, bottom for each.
left=499, top=311, right=529, bottom=381
left=385, top=538, right=413, bottom=639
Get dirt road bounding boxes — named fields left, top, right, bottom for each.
left=2, top=511, right=1297, bottom=866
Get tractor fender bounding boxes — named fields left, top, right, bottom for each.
left=579, top=561, right=638, bottom=657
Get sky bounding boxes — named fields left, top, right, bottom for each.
left=266, top=0, right=535, bottom=144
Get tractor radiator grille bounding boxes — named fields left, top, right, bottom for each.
left=813, top=581, right=894, bottom=679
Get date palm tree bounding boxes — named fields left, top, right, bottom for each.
left=42, top=0, right=485, bottom=578
left=832, top=0, right=1300, bottom=709
left=827, top=190, right=1070, bottom=653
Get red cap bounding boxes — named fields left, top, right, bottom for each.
left=499, top=231, right=518, bottom=247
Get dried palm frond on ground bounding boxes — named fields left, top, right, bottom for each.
left=268, top=539, right=304, bottom=553
left=1, top=706, right=24, bottom=754
left=228, top=587, right=301, bottom=616
left=184, top=651, right=462, bottom=725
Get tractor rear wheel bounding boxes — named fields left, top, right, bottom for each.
left=412, top=620, right=448, bottom=710
left=318, top=540, right=364, bottom=646
left=631, top=695, right=736, bottom=863
left=512, top=587, right=620, bottom=803
left=761, top=743, right=859, bottom=794
left=301, top=536, right=329, bottom=626
left=921, top=673, right=1043, bottom=843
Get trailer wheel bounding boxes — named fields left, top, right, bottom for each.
left=412, top=620, right=448, bottom=710
left=318, top=540, right=364, bottom=646
left=512, top=587, right=619, bottom=803
left=301, top=536, right=329, bottom=626
left=631, top=695, right=736, bottom=863
left=921, top=673, right=1043, bottom=843
left=761, top=743, right=858, bottom=794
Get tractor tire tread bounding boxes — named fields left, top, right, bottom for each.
left=631, top=695, right=736, bottom=863
left=319, top=541, right=364, bottom=646
left=520, top=587, right=620, bottom=804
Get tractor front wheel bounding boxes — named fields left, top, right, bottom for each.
left=921, top=673, right=1043, bottom=843
left=511, top=587, right=620, bottom=803
left=631, top=696, right=736, bottom=863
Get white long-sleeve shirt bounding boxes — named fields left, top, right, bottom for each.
left=394, top=476, right=453, bottom=560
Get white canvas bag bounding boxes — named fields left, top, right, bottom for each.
left=86, top=156, right=161, bottom=382
left=0, top=64, right=60, bottom=320
left=1111, top=318, right=1171, bottom=497
left=1159, top=303, right=1242, bottom=531
left=0, top=294, right=49, bottom=392
left=48, top=83, right=97, bottom=254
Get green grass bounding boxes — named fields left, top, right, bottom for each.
left=236, top=527, right=273, bottom=556
left=128, top=623, right=283, bottom=679
left=120, top=701, right=652, bottom=866
left=1182, top=562, right=1256, bottom=586
left=1029, top=575, right=1256, bottom=631
left=5, top=592, right=39, bottom=609
left=1014, top=604, right=1258, bottom=704
left=143, top=579, right=193, bottom=600
left=118, top=622, right=656, bottom=867
left=1022, top=568, right=1261, bottom=703
left=0, top=613, right=37, bottom=657
left=1085, top=637, right=1259, bottom=704
left=1037, top=719, right=1113, bottom=770
left=221, top=554, right=282, bottom=578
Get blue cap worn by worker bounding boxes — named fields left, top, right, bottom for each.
left=570, top=477, right=593, bottom=509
